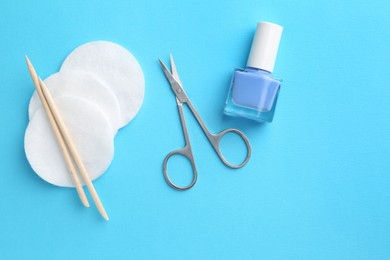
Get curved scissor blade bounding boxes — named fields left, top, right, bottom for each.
left=159, top=56, right=189, bottom=103
left=170, top=54, right=181, bottom=84
left=158, top=59, right=176, bottom=85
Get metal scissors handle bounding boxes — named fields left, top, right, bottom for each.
left=159, top=55, right=252, bottom=190
left=163, top=98, right=197, bottom=190
left=185, top=98, right=252, bottom=168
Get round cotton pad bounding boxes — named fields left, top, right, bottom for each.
left=25, top=96, right=114, bottom=187
left=29, top=71, right=121, bottom=134
left=60, top=41, right=145, bottom=128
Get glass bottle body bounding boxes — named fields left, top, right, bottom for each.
left=224, top=67, right=281, bottom=122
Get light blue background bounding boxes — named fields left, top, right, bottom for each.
left=1, top=0, right=389, bottom=259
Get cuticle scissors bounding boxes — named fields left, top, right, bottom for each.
left=159, top=54, right=251, bottom=191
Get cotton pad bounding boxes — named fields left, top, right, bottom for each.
left=61, top=41, right=145, bottom=128
left=25, top=96, right=114, bottom=187
left=28, top=70, right=121, bottom=134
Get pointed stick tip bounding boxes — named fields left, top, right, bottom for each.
left=25, top=55, right=32, bottom=67
left=82, top=198, right=90, bottom=208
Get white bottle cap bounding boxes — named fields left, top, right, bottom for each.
left=246, top=22, right=283, bottom=72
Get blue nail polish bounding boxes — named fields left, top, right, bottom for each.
left=224, top=22, right=283, bottom=122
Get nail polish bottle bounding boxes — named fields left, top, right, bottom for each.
left=224, top=22, right=283, bottom=122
